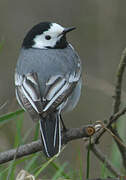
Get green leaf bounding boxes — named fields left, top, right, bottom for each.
left=34, top=155, right=57, bottom=178
left=51, top=161, right=71, bottom=179
left=101, top=162, right=106, bottom=178
left=0, top=109, right=24, bottom=125
left=52, top=163, right=67, bottom=180
left=6, top=159, right=16, bottom=180
left=25, top=154, right=39, bottom=172
left=86, top=137, right=91, bottom=179
left=15, top=154, right=35, bottom=165
left=0, top=166, right=9, bottom=179
left=14, top=114, right=24, bottom=147
left=34, top=122, right=39, bottom=141
left=22, top=128, right=33, bottom=144
left=78, top=150, right=83, bottom=180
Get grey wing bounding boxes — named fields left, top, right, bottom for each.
left=15, top=64, right=81, bottom=120
left=15, top=72, right=43, bottom=121
left=42, top=64, right=81, bottom=117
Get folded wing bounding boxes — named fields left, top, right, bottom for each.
left=15, top=65, right=81, bottom=157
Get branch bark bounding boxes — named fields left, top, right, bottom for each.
left=0, top=118, right=125, bottom=177
left=113, top=48, right=126, bottom=114
left=90, top=144, right=122, bottom=177
left=111, top=48, right=126, bottom=169
left=86, top=48, right=126, bottom=178
left=94, top=107, right=126, bottom=144
left=86, top=107, right=126, bottom=177
left=0, top=125, right=95, bottom=164
left=0, top=112, right=125, bottom=177
left=89, top=48, right=126, bottom=173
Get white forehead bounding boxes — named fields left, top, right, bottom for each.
left=32, top=23, right=65, bottom=49
left=46, top=23, right=64, bottom=35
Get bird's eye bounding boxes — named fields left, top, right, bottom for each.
left=45, top=35, right=51, bottom=40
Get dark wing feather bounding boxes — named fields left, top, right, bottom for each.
left=42, top=65, right=81, bottom=117
left=15, top=72, right=43, bottom=121
left=15, top=64, right=81, bottom=119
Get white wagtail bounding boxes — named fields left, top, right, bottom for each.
left=15, top=22, right=82, bottom=157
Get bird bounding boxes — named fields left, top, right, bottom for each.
left=15, top=22, right=82, bottom=157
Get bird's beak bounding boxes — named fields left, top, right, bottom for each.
left=63, top=27, right=76, bottom=34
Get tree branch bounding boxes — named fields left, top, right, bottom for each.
left=86, top=48, right=126, bottom=177
left=113, top=48, right=126, bottom=114
left=110, top=48, right=126, bottom=169
left=89, top=48, right=126, bottom=172
left=0, top=124, right=122, bottom=177
left=0, top=125, right=95, bottom=164
left=90, top=144, right=122, bottom=177
left=86, top=108, right=126, bottom=177
left=94, top=107, right=126, bottom=144
left=0, top=112, right=125, bottom=176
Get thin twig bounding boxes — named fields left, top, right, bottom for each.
left=111, top=48, right=126, bottom=169
left=87, top=48, right=126, bottom=177
left=94, top=107, right=126, bottom=144
left=87, top=108, right=126, bottom=177
left=91, top=48, right=126, bottom=171
left=90, top=144, right=122, bottom=177
left=85, top=108, right=126, bottom=177
left=113, top=48, right=126, bottom=114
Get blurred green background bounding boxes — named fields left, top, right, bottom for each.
left=0, top=0, right=126, bottom=178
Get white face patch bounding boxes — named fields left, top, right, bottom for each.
left=32, top=23, right=64, bottom=49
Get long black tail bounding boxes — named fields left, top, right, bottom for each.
left=39, top=112, right=61, bottom=157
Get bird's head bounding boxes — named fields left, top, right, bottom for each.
left=22, top=22, right=76, bottom=49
